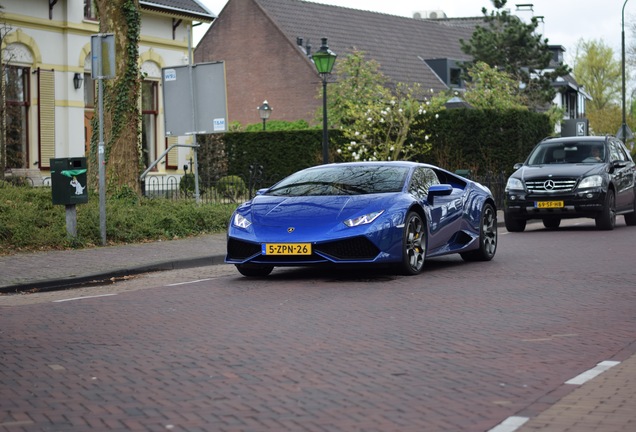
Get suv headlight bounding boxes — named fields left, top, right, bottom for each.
left=505, top=177, right=524, bottom=191
left=577, top=175, right=603, bottom=189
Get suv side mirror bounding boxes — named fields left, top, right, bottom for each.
left=611, top=160, right=628, bottom=170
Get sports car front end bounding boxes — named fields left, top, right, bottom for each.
left=226, top=192, right=411, bottom=268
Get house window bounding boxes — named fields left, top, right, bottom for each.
left=4, top=65, right=30, bottom=169
left=450, top=68, right=462, bottom=87
left=84, top=0, right=98, bottom=21
left=141, top=80, right=158, bottom=170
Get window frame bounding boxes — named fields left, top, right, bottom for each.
left=141, top=80, right=159, bottom=171
left=4, top=65, right=30, bottom=169
left=84, top=0, right=98, bottom=21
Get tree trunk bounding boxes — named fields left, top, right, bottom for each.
left=89, top=0, right=141, bottom=194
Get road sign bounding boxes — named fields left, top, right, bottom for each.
left=91, top=34, right=115, bottom=79
left=162, top=61, right=228, bottom=136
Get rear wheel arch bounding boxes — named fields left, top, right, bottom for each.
left=484, top=198, right=497, bottom=214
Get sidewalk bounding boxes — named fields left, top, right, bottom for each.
left=0, top=233, right=227, bottom=293
left=1, top=216, right=635, bottom=432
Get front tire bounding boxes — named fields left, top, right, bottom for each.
left=595, top=189, right=616, bottom=230
left=399, top=211, right=426, bottom=275
left=504, top=212, right=526, bottom=232
left=235, top=264, right=274, bottom=277
left=624, top=198, right=636, bottom=226
left=542, top=217, right=561, bottom=229
left=462, top=203, right=497, bottom=262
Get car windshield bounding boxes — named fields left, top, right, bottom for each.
left=526, top=141, right=606, bottom=165
left=266, top=165, right=410, bottom=196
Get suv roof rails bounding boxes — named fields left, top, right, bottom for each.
left=543, top=135, right=612, bottom=143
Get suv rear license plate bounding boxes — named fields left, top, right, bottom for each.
left=263, top=243, right=312, bottom=255
left=536, top=201, right=564, bottom=208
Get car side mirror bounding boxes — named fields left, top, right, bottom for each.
left=612, top=160, right=628, bottom=169
left=427, top=184, right=453, bottom=204
left=513, top=163, right=523, bottom=170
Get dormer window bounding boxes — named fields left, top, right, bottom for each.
left=450, top=68, right=462, bottom=87
left=424, top=58, right=464, bottom=89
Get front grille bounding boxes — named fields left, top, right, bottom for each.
left=315, top=236, right=380, bottom=260
left=227, top=238, right=261, bottom=260
left=255, top=255, right=326, bottom=263
left=228, top=236, right=381, bottom=262
left=525, top=178, right=577, bottom=193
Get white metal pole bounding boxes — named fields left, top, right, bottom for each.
left=187, top=24, right=200, bottom=203
left=98, top=77, right=106, bottom=245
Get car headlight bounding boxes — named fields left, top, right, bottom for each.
left=344, top=210, right=384, bottom=227
left=505, top=177, right=524, bottom=191
left=577, top=175, right=603, bottom=189
left=233, top=213, right=252, bottom=229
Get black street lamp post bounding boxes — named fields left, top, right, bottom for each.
left=622, top=0, right=628, bottom=143
left=257, top=100, right=272, bottom=131
left=312, top=38, right=337, bottom=164
left=620, top=0, right=633, bottom=146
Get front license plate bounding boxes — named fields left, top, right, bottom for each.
left=262, top=243, right=312, bottom=255
left=535, top=201, right=564, bottom=209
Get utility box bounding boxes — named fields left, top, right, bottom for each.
left=50, top=158, right=88, bottom=205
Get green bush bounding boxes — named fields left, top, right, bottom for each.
left=215, top=175, right=247, bottom=202
left=179, top=173, right=197, bottom=196
left=198, top=109, right=550, bottom=189
left=0, top=183, right=236, bottom=254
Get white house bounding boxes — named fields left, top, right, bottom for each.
left=2, top=0, right=214, bottom=183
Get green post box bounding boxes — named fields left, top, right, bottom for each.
left=50, top=158, right=88, bottom=205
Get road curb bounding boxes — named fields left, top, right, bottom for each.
left=0, top=255, right=227, bottom=294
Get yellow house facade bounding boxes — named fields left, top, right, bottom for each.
left=1, top=0, right=214, bottom=184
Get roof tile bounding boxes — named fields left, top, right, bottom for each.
left=255, top=0, right=481, bottom=91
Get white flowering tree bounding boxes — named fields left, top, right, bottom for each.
left=325, top=51, right=433, bottom=162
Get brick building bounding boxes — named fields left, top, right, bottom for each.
left=194, top=0, right=479, bottom=127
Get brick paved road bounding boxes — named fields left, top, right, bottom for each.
left=1, top=221, right=635, bottom=431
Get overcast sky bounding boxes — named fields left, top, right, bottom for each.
left=195, top=0, right=636, bottom=63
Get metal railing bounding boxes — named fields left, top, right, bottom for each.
left=473, top=171, right=506, bottom=209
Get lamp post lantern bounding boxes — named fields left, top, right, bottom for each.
left=312, top=38, right=337, bottom=164
left=257, top=100, right=272, bottom=131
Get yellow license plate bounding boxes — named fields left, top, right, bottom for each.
left=536, top=201, right=564, bottom=208
left=262, top=243, right=312, bottom=255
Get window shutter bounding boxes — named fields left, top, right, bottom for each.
left=38, top=69, right=55, bottom=169
left=166, top=136, right=178, bottom=169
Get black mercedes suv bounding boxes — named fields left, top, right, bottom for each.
left=504, top=136, right=636, bottom=231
